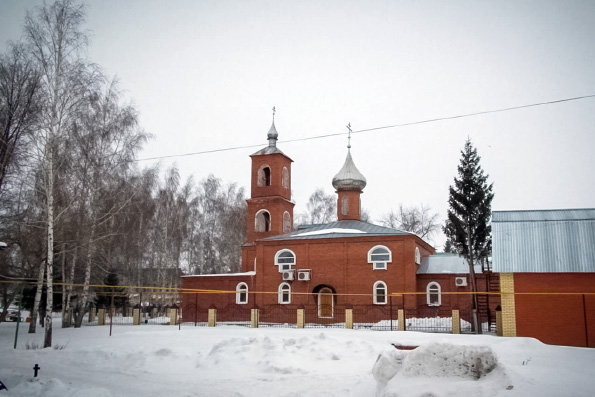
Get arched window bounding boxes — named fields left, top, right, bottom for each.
left=278, top=283, right=291, bottom=304
left=368, top=245, right=392, bottom=270
left=373, top=281, right=387, bottom=305
left=415, top=247, right=421, bottom=265
left=342, top=196, right=348, bottom=216
left=236, top=282, right=248, bottom=304
left=282, top=166, right=289, bottom=189
left=255, top=210, right=271, bottom=232
left=257, top=165, right=272, bottom=187
left=427, top=282, right=441, bottom=306
left=275, top=249, right=296, bottom=272
left=283, top=211, right=291, bottom=233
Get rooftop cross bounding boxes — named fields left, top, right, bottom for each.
left=272, top=106, right=276, bottom=121
left=346, top=122, right=352, bottom=149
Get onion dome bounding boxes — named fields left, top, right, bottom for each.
left=267, top=121, right=278, bottom=147
left=332, top=149, right=367, bottom=191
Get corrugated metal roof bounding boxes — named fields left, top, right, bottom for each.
left=492, top=209, right=595, bottom=273
left=262, top=220, right=411, bottom=241
left=418, top=254, right=481, bottom=274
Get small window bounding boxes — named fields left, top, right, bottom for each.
left=427, top=282, right=441, bottom=306
left=278, top=283, right=291, bottom=304
left=368, top=245, right=392, bottom=270
left=283, top=211, right=291, bottom=233
left=255, top=210, right=271, bottom=232
left=373, top=281, right=387, bottom=305
left=415, top=247, right=421, bottom=265
left=236, top=282, right=248, bottom=304
left=282, top=166, right=289, bottom=189
left=342, top=196, right=348, bottom=216
left=257, top=165, right=272, bottom=187
left=275, top=249, right=296, bottom=272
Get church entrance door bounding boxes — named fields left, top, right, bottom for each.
left=318, top=288, right=333, bottom=318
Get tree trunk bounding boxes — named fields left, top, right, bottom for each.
left=28, top=260, right=46, bottom=333
left=74, top=216, right=95, bottom=328
left=467, top=225, right=481, bottom=334
left=64, top=247, right=77, bottom=327
left=44, top=145, right=54, bottom=348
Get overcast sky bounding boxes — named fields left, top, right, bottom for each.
left=2, top=0, right=595, bottom=248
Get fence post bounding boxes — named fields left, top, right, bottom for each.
left=133, top=304, right=141, bottom=325
left=452, top=309, right=460, bottom=334
left=251, top=308, right=259, bottom=328
left=169, top=304, right=178, bottom=325
left=98, top=307, right=106, bottom=326
left=398, top=309, right=405, bottom=331
left=208, top=308, right=217, bottom=327
left=495, top=305, right=503, bottom=336
left=345, top=308, right=353, bottom=329
left=297, top=308, right=305, bottom=328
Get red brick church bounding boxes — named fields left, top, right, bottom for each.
left=181, top=121, right=497, bottom=327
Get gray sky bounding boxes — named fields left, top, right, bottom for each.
left=2, top=0, right=595, bottom=248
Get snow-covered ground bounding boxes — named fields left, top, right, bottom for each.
left=0, top=319, right=594, bottom=397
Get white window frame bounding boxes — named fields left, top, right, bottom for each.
left=373, top=281, right=388, bottom=305
left=255, top=209, right=271, bottom=232
left=415, top=247, right=421, bottom=265
left=275, top=249, right=296, bottom=272
left=257, top=164, right=272, bottom=187
left=283, top=211, right=291, bottom=233
left=282, top=166, right=289, bottom=189
left=426, top=282, right=441, bottom=306
left=278, top=282, right=291, bottom=304
left=368, top=245, right=392, bottom=270
left=236, top=282, right=248, bottom=304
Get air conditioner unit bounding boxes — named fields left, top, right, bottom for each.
left=282, top=270, right=295, bottom=281
left=455, top=277, right=467, bottom=287
left=297, top=270, right=311, bottom=281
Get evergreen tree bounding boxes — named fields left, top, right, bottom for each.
left=443, top=139, right=494, bottom=332
left=95, top=271, right=128, bottom=309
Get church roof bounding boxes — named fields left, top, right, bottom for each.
left=492, top=208, right=595, bottom=273
left=262, top=220, right=411, bottom=241
left=332, top=150, right=367, bottom=191
left=417, top=253, right=481, bottom=274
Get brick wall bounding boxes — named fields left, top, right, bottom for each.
left=513, top=273, right=595, bottom=347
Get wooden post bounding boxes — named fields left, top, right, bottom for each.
left=251, top=309, right=259, bottom=328
left=345, top=308, right=353, bottom=329
left=297, top=308, right=305, bottom=329
left=208, top=308, right=217, bottom=327
left=452, top=309, right=460, bottom=334
left=398, top=309, right=405, bottom=331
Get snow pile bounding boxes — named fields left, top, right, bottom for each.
left=1, top=321, right=595, bottom=396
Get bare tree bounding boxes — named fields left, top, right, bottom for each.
left=24, top=0, right=94, bottom=346
left=379, top=203, right=440, bottom=240
left=296, top=188, right=336, bottom=225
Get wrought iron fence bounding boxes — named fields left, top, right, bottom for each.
left=352, top=304, right=396, bottom=331
left=303, top=304, right=346, bottom=328
left=259, top=305, right=296, bottom=328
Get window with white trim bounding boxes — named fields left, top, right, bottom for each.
left=236, top=282, right=248, bottom=304
left=341, top=196, right=348, bottom=216
left=278, top=283, right=291, bottom=304
left=255, top=209, right=271, bottom=232
left=373, top=281, right=387, bottom=305
left=427, top=282, right=441, bottom=306
left=275, top=249, right=296, bottom=272
left=257, top=165, right=271, bottom=187
left=282, top=166, right=289, bottom=189
left=368, top=245, right=392, bottom=270
left=415, top=247, right=421, bottom=265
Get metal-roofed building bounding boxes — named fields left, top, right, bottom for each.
left=492, top=208, right=595, bottom=273
left=492, top=208, right=595, bottom=347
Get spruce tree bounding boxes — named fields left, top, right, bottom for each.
left=443, top=139, right=494, bottom=333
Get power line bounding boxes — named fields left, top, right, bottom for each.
left=134, top=94, right=595, bottom=163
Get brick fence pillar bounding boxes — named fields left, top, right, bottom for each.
left=398, top=309, right=405, bottom=331
left=97, top=308, right=106, bottom=326
left=452, top=309, right=460, bottom=334
left=500, top=273, right=517, bottom=337
left=345, top=308, right=353, bottom=329
left=251, top=309, right=259, bottom=328
left=133, top=305, right=141, bottom=325
left=297, top=309, right=305, bottom=328
left=208, top=308, right=217, bottom=327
